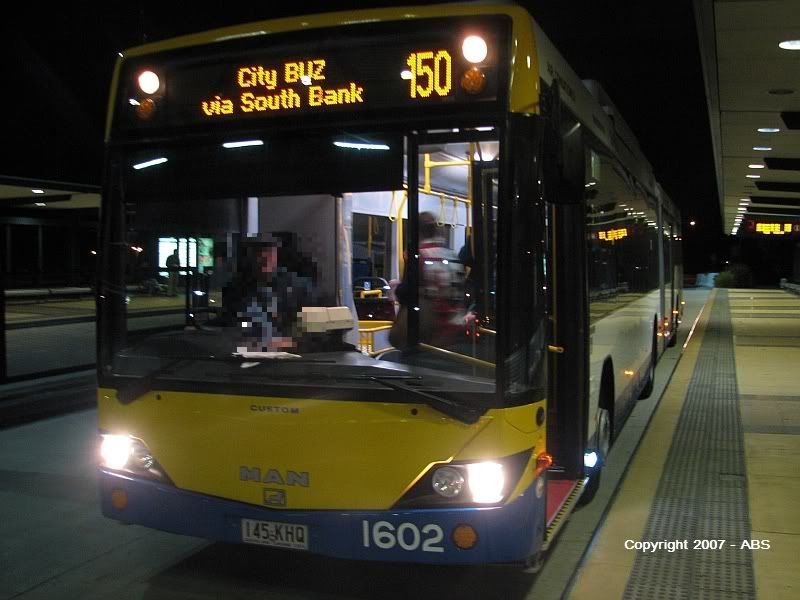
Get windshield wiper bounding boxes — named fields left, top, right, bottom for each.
left=114, top=353, right=325, bottom=403
left=364, top=376, right=484, bottom=425
left=115, top=356, right=194, bottom=404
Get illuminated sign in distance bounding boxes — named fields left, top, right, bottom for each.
left=598, top=228, right=628, bottom=241
left=755, top=222, right=795, bottom=235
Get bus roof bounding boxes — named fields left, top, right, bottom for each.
left=110, top=2, right=667, bottom=202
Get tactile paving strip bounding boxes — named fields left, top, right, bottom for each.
left=623, top=291, right=756, bottom=599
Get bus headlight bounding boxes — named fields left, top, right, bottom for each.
left=432, top=466, right=465, bottom=498
left=394, top=450, right=530, bottom=509
left=99, top=433, right=171, bottom=483
left=100, top=434, right=133, bottom=470
left=466, top=462, right=504, bottom=503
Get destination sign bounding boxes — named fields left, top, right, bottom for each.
left=753, top=222, right=799, bottom=236
left=199, top=52, right=452, bottom=118
left=117, top=19, right=507, bottom=131
left=598, top=228, right=628, bottom=242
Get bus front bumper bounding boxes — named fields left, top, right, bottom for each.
left=99, top=468, right=545, bottom=564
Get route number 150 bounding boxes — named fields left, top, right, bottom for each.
left=406, top=51, right=452, bottom=99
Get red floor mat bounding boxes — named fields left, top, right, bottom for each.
left=546, top=480, right=577, bottom=524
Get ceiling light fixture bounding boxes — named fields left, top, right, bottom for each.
left=757, top=127, right=780, bottom=133
left=778, top=40, right=800, bottom=50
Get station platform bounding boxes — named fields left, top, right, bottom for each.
left=568, top=288, right=800, bottom=600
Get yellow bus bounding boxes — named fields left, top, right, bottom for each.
left=96, top=2, right=681, bottom=568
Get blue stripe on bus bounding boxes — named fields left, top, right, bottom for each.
left=99, top=469, right=545, bottom=564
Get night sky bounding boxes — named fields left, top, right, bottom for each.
left=6, top=1, right=725, bottom=273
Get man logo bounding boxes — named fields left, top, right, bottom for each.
left=240, top=467, right=310, bottom=487
left=263, top=488, right=287, bottom=507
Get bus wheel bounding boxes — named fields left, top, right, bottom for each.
left=667, top=301, right=680, bottom=348
left=522, top=551, right=544, bottom=573
left=667, top=327, right=678, bottom=348
left=639, top=326, right=657, bottom=399
left=579, top=407, right=610, bottom=505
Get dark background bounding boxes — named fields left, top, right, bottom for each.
left=6, top=1, right=730, bottom=275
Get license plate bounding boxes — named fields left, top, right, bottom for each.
left=241, top=519, right=308, bottom=550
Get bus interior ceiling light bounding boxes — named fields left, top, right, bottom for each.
left=137, top=70, right=160, bottom=94
left=133, top=157, right=168, bottom=170
left=222, top=140, right=264, bottom=149
left=333, top=141, right=390, bottom=150
left=462, top=35, right=488, bottom=63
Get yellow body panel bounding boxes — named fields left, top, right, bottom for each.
left=98, top=388, right=544, bottom=509
left=105, top=2, right=541, bottom=140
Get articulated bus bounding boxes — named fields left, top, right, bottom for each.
left=97, top=2, right=682, bottom=568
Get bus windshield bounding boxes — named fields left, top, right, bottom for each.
left=99, top=128, right=510, bottom=410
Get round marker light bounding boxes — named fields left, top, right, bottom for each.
left=136, top=98, right=157, bottom=120
left=110, top=488, right=129, bottom=510
left=462, top=35, right=488, bottom=63
left=138, top=70, right=160, bottom=94
left=461, top=67, right=486, bottom=95
left=452, top=524, right=478, bottom=550
left=432, top=466, right=465, bottom=498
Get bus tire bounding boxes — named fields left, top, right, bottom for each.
left=638, top=322, right=657, bottom=399
left=667, top=327, right=678, bottom=348
left=667, top=297, right=680, bottom=348
left=579, top=407, right=611, bottom=505
left=522, top=551, right=544, bottom=574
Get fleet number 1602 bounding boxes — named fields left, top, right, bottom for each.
left=361, top=520, right=444, bottom=552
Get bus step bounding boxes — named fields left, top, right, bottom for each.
left=542, top=477, right=588, bottom=551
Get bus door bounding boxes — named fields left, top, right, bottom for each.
left=541, top=101, right=590, bottom=481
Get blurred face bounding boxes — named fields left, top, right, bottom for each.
left=258, top=246, right=278, bottom=274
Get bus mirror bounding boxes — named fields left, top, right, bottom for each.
left=557, top=123, right=585, bottom=205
